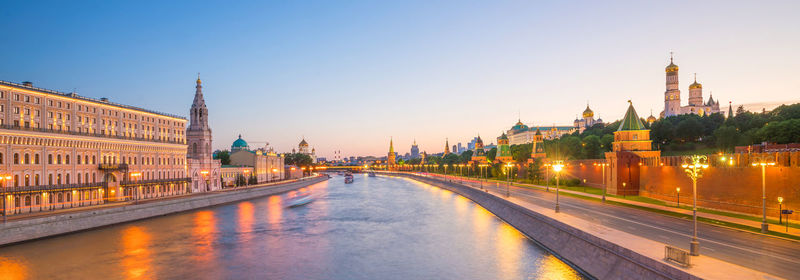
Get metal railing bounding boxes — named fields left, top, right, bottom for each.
left=120, top=177, right=191, bottom=186
left=0, top=124, right=185, bottom=145
left=0, top=182, right=107, bottom=193
left=664, top=245, right=691, bottom=267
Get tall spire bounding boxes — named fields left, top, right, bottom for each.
left=445, top=138, right=450, bottom=154
left=618, top=100, right=646, bottom=131
left=389, top=137, right=394, bottom=153
left=728, top=101, right=734, bottom=119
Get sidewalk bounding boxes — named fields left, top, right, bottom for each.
left=431, top=173, right=800, bottom=240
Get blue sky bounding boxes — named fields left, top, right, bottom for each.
left=2, top=1, right=799, bottom=157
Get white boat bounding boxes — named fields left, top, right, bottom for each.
left=286, top=193, right=313, bottom=208
left=344, top=173, right=354, bottom=184
left=368, top=171, right=376, bottom=177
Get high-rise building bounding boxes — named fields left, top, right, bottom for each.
left=410, top=139, right=420, bottom=159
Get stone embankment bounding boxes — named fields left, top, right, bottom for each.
left=0, top=176, right=327, bottom=246
left=390, top=172, right=699, bottom=280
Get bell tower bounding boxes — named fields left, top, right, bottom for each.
left=187, top=75, right=213, bottom=160
left=664, top=52, right=681, bottom=117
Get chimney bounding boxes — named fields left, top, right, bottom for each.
left=22, top=81, right=32, bottom=87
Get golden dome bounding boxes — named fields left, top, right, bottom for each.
left=665, top=62, right=679, bottom=73
left=582, top=105, right=594, bottom=118
left=689, top=74, right=702, bottom=89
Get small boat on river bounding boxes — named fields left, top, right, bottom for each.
left=368, top=171, right=376, bottom=177
left=344, top=172, right=354, bottom=184
left=286, top=191, right=314, bottom=208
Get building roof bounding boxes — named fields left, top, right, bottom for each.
left=299, top=138, right=308, bottom=146
left=618, top=101, right=646, bottom=131
left=232, top=134, right=249, bottom=148
left=582, top=105, right=594, bottom=118
left=511, top=120, right=529, bottom=132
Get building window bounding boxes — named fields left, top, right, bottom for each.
left=48, top=154, right=53, bottom=164
left=57, top=155, right=62, bottom=164
left=24, top=153, right=30, bottom=164
left=0, top=152, right=3, bottom=164
left=34, top=154, right=39, bottom=164
left=35, top=174, right=39, bottom=185
left=48, top=174, right=52, bottom=185
left=14, top=175, right=19, bottom=187
left=13, top=153, right=19, bottom=164
left=65, top=155, right=70, bottom=164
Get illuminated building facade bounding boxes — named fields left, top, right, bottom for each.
left=229, top=135, right=285, bottom=184
left=0, top=80, right=190, bottom=215
left=506, top=119, right=577, bottom=145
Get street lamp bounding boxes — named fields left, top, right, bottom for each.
left=1, top=175, right=9, bottom=222
left=676, top=187, right=681, bottom=207
left=130, top=172, right=142, bottom=204
left=682, top=155, right=708, bottom=256
left=599, top=161, right=608, bottom=203
left=778, top=197, right=784, bottom=225
left=543, top=163, right=551, bottom=192
left=504, top=162, right=513, bottom=197
left=553, top=161, right=564, bottom=213
left=752, top=158, right=775, bottom=233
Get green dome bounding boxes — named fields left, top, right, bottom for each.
left=511, top=120, right=529, bottom=132
left=232, top=134, right=249, bottom=150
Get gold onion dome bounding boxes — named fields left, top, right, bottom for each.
left=665, top=54, right=679, bottom=73
left=582, top=105, right=594, bottom=118
left=689, top=75, right=702, bottom=89
left=647, top=114, right=657, bottom=123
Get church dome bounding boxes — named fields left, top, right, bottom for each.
left=299, top=138, right=308, bottom=147
left=647, top=115, right=657, bottom=123
left=232, top=134, right=248, bottom=150
left=689, top=79, right=702, bottom=89
left=665, top=62, right=679, bottom=73
left=582, top=105, right=594, bottom=118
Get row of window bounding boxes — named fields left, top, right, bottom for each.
left=8, top=170, right=185, bottom=187
left=0, top=152, right=185, bottom=166
left=1, top=90, right=185, bottom=127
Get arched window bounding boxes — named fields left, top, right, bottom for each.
left=92, top=156, right=96, bottom=164
left=65, top=155, right=70, bottom=164
left=35, top=174, right=39, bottom=185
left=48, top=154, right=53, bottom=164
left=66, top=174, right=70, bottom=184
left=35, top=195, right=40, bottom=205
left=0, top=152, right=3, bottom=164
left=48, top=174, right=53, bottom=185
left=85, top=173, right=89, bottom=183
left=78, top=174, right=82, bottom=184
left=85, top=155, right=89, bottom=165
left=57, top=155, right=62, bottom=164
left=24, top=196, right=31, bottom=206
left=77, top=155, right=81, bottom=164
left=14, top=175, right=19, bottom=187
left=24, top=174, right=30, bottom=186
left=14, top=153, right=19, bottom=164
left=34, top=154, right=40, bottom=164
left=58, top=193, right=63, bottom=203
left=66, top=192, right=71, bottom=202
left=24, top=153, right=29, bottom=164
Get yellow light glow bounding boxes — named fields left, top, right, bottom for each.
left=778, top=197, right=784, bottom=204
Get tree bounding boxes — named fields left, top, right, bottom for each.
left=248, top=174, right=257, bottom=185
left=675, top=118, right=703, bottom=142
left=714, top=125, right=740, bottom=152
left=459, top=150, right=473, bottom=163
left=487, top=147, right=497, bottom=162
left=581, top=135, right=602, bottom=159
left=510, top=143, right=532, bottom=163
left=235, top=174, right=247, bottom=186
left=285, top=153, right=314, bottom=175
left=528, top=159, right=542, bottom=183
left=214, top=150, right=231, bottom=165
left=755, top=119, right=800, bottom=144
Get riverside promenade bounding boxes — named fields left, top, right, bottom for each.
left=0, top=175, right=328, bottom=246
left=387, top=172, right=784, bottom=280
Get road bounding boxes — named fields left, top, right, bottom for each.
left=425, top=174, right=800, bottom=279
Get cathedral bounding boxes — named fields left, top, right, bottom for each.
left=661, top=54, right=721, bottom=117
left=294, top=138, right=317, bottom=163
left=573, top=104, right=603, bottom=133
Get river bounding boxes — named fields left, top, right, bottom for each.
left=0, top=174, right=584, bottom=279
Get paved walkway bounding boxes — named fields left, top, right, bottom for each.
left=439, top=174, right=800, bottom=238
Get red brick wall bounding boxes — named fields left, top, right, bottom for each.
left=560, top=160, right=606, bottom=187
left=639, top=166, right=800, bottom=217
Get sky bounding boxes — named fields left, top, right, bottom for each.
left=1, top=1, right=799, bottom=158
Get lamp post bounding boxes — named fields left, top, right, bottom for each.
left=752, top=157, right=775, bottom=233
left=130, top=172, right=141, bottom=204
left=600, top=161, right=608, bottom=203
left=504, top=162, right=513, bottom=197
left=1, top=175, right=9, bottom=223
left=543, top=163, right=551, bottom=192
left=479, top=163, right=488, bottom=190
left=682, top=155, right=708, bottom=256
left=553, top=161, right=564, bottom=213
left=676, top=187, right=681, bottom=207
left=778, top=197, right=784, bottom=225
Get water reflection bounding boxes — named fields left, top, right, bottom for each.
left=120, top=226, right=153, bottom=279
left=0, top=174, right=585, bottom=280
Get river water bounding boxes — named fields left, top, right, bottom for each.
left=0, top=174, right=584, bottom=279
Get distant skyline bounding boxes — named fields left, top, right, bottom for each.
left=2, top=1, right=799, bottom=157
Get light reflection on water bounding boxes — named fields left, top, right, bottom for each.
left=0, top=174, right=585, bottom=280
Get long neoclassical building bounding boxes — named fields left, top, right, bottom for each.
left=0, top=78, right=220, bottom=216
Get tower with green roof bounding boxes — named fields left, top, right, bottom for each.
left=605, top=101, right=661, bottom=196
left=496, top=132, right=513, bottom=163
